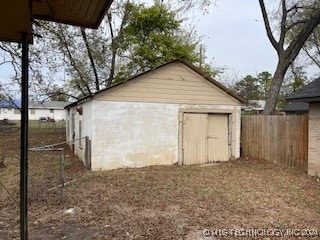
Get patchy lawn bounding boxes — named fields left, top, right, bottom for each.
left=1, top=126, right=320, bottom=239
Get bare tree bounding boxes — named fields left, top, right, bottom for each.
left=303, top=28, right=320, bottom=68
left=259, top=0, right=320, bottom=114
left=0, top=0, right=216, bottom=101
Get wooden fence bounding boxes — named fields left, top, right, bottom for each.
left=241, top=114, right=308, bottom=172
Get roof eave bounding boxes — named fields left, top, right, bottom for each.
left=64, top=95, right=93, bottom=109
left=287, top=96, right=320, bottom=102
left=0, top=0, right=113, bottom=43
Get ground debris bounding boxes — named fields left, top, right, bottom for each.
left=1, top=129, right=320, bottom=239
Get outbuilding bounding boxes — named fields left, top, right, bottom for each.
left=65, top=59, right=243, bottom=170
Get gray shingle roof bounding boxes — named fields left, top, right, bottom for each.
left=286, top=77, right=320, bottom=101
left=283, top=102, right=309, bottom=112
left=29, top=101, right=70, bottom=109
left=0, top=100, right=70, bottom=109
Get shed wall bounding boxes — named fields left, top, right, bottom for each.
left=89, top=101, right=241, bottom=170
left=91, top=101, right=179, bottom=170
left=67, top=101, right=92, bottom=165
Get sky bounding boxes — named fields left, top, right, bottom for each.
left=185, top=0, right=279, bottom=83
left=0, top=0, right=317, bottom=90
left=183, top=0, right=320, bottom=85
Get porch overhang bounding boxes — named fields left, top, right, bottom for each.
left=0, top=0, right=113, bottom=43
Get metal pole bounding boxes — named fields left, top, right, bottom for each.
left=20, top=32, right=29, bottom=240
left=60, top=148, right=65, bottom=198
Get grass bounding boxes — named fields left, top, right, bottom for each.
left=1, top=128, right=320, bottom=239
left=6, top=120, right=66, bottom=129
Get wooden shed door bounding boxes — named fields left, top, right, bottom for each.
left=182, top=113, right=229, bottom=165
left=207, top=114, right=229, bottom=162
left=182, top=113, right=208, bottom=165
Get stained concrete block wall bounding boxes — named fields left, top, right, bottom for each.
left=67, top=102, right=92, bottom=163
left=308, top=102, right=320, bottom=176
left=91, top=101, right=179, bottom=170
left=89, top=101, right=241, bottom=170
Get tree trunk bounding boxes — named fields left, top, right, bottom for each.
left=263, top=60, right=287, bottom=114
left=259, top=0, right=320, bottom=114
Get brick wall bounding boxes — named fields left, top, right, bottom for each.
left=308, top=102, right=320, bottom=176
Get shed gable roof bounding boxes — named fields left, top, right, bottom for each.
left=66, top=58, right=243, bottom=108
left=287, top=77, right=320, bottom=102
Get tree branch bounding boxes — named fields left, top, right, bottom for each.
left=56, top=25, right=92, bottom=96
left=106, top=0, right=131, bottom=86
left=286, top=19, right=309, bottom=31
left=107, top=12, right=116, bottom=87
left=303, top=48, right=320, bottom=68
left=0, top=85, right=20, bottom=110
left=285, top=11, right=320, bottom=66
left=40, top=92, right=79, bottom=101
left=259, top=0, right=279, bottom=50
left=80, top=28, right=100, bottom=91
left=0, top=60, right=13, bottom=66
left=278, top=0, right=287, bottom=52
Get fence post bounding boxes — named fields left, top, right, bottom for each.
left=85, top=136, right=91, bottom=171
left=0, top=148, right=3, bottom=168
left=59, top=148, right=65, bottom=198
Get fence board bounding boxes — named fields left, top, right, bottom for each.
left=241, top=114, right=308, bottom=172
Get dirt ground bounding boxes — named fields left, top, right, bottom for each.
left=1, top=126, right=320, bottom=239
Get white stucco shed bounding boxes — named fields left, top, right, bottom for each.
left=65, top=59, right=243, bottom=170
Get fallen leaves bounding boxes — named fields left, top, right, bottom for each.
left=1, top=129, right=320, bottom=239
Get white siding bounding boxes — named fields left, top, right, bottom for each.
left=0, top=108, right=20, bottom=120
left=0, top=107, right=67, bottom=121
left=29, top=108, right=67, bottom=121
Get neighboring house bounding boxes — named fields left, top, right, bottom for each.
left=65, top=58, right=243, bottom=171
left=28, top=101, right=69, bottom=121
left=0, top=100, right=69, bottom=121
left=0, top=100, right=20, bottom=120
left=282, top=102, right=309, bottom=115
left=242, top=100, right=266, bottom=114
left=287, top=76, right=320, bottom=176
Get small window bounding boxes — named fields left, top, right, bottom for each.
left=14, top=109, right=20, bottom=114
left=30, top=109, right=35, bottom=114
left=50, top=109, right=54, bottom=113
